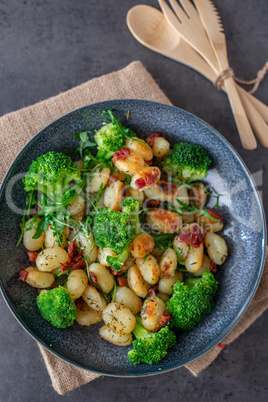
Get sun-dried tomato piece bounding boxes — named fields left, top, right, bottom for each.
left=209, top=260, right=217, bottom=274
left=75, top=297, right=86, bottom=310
left=135, top=168, right=159, bottom=190
left=89, top=272, right=98, bottom=285
left=178, top=224, right=203, bottom=248
left=152, top=310, right=172, bottom=332
left=18, top=270, right=28, bottom=282
left=117, top=276, right=129, bottom=287
left=147, top=284, right=159, bottom=298
left=112, top=148, right=131, bottom=163
left=207, top=209, right=223, bottom=221
left=68, top=241, right=78, bottom=259
left=27, top=251, right=38, bottom=262
left=146, top=132, right=165, bottom=148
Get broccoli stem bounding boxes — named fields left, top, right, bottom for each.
left=184, top=277, right=201, bottom=290
left=132, top=315, right=150, bottom=339
left=96, top=149, right=114, bottom=161
left=128, top=212, right=144, bottom=236
left=117, top=247, right=130, bottom=265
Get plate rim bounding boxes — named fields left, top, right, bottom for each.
left=0, top=98, right=266, bottom=377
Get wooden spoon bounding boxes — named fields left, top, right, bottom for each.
left=127, top=5, right=268, bottom=147
left=127, top=4, right=214, bottom=81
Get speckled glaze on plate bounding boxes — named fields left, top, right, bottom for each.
left=0, top=99, right=266, bottom=376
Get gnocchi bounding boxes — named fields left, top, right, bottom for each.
left=104, top=180, right=124, bottom=211
left=131, top=233, right=155, bottom=259
left=36, top=247, right=69, bottom=272
left=114, top=286, right=142, bottom=314
left=87, top=166, right=111, bottom=193
left=82, top=284, right=107, bottom=312
left=67, top=269, right=88, bottom=300
left=99, top=325, right=133, bottom=346
left=136, top=254, right=160, bottom=285
left=205, top=232, right=228, bottom=265
left=76, top=305, right=102, bottom=327
left=159, top=248, right=177, bottom=279
left=140, top=296, right=166, bottom=331
left=127, top=264, right=150, bottom=298
left=25, top=267, right=54, bottom=288
left=146, top=209, right=182, bottom=234
left=102, top=302, right=136, bottom=335
left=23, top=218, right=45, bottom=251
left=88, top=263, right=115, bottom=294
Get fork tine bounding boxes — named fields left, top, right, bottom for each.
left=169, top=0, right=188, bottom=22
left=179, top=0, right=199, bottom=20
left=159, top=0, right=182, bottom=24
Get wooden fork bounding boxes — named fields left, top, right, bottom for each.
left=158, top=0, right=264, bottom=149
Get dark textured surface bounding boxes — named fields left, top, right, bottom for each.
left=0, top=0, right=267, bottom=400
left=0, top=99, right=266, bottom=376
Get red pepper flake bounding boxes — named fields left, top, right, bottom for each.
left=27, top=251, right=39, bottom=262
left=18, top=270, right=28, bottom=282
left=217, top=343, right=225, bottom=349
left=207, top=209, right=223, bottom=221
left=178, top=224, right=203, bottom=248
left=135, top=168, right=159, bottom=190
left=146, top=132, right=165, bottom=148
left=112, top=148, right=131, bottom=163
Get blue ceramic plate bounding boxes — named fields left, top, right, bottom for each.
left=0, top=99, right=266, bottom=376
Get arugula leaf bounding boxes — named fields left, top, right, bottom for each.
left=191, top=183, right=222, bottom=212
left=152, top=233, right=174, bottom=252
left=16, top=190, right=37, bottom=246
left=174, top=248, right=185, bottom=265
left=171, top=177, right=191, bottom=189
left=74, top=131, right=96, bottom=159
left=125, top=174, right=131, bottom=186
left=172, top=200, right=220, bottom=222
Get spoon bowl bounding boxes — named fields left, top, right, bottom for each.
left=127, top=5, right=215, bottom=80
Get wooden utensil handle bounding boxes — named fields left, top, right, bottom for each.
left=238, top=84, right=268, bottom=147
left=224, top=76, right=257, bottom=149
left=238, top=87, right=268, bottom=123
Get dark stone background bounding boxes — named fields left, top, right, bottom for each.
left=0, top=0, right=267, bottom=400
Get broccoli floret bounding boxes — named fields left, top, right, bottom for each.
left=106, top=246, right=131, bottom=272
left=162, top=142, right=211, bottom=183
left=128, top=315, right=176, bottom=365
left=121, top=197, right=144, bottom=236
left=94, top=110, right=135, bottom=159
left=92, top=207, right=134, bottom=254
left=36, top=286, right=76, bottom=328
left=23, top=151, right=81, bottom=199
left=92, top=198, right=144, bottom=271
left=167, top=271, right=218, bottom=331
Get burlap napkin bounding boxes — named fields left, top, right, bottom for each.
left=0, top=61, right=267, bottom=395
